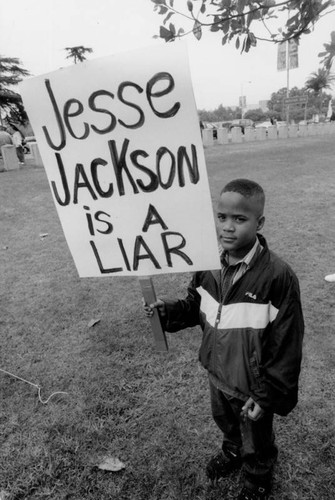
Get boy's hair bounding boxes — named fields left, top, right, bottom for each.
left=220, top=179, right=265, bottom=215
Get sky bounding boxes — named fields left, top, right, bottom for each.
left=0, top=0, right=334, bottom=111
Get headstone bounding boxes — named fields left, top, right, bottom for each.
left=1, top=145, right=19, bottom=170
left=202, top=128, right=214, bottom=146
left=278, top=126, right=288, bottom=139
left=217, top=128, right=229, bottom=144
left=267, top=126, right=277, bottom=140
left=231, top=127, right=242, bottom=143
left=255, top=128, right=266, bottom=141
left=244, top=127, right=255, bottom=142
left=288, top=124, right=298, bottom=138
left=307, top=123, right=317, bottom=136
left=298, top=124, right=307, bottom=137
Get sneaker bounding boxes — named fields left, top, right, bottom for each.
left=236, top=482, right=271, bottom=500
left=206, top=449, right=242, bottom=482
left=325, top=273, right=335, bottom=282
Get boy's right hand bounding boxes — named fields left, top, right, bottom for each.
left=142, top=298, right=167, bottom=318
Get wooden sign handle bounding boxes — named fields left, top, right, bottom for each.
left=139, top=276, right=168, bottom=352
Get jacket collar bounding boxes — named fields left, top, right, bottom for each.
left=211, top=233, right=269, bottom=281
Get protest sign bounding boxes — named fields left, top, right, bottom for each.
left=20, top=43, right=220, bottom=277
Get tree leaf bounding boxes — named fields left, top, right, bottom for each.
left=163, top=11, right=174, bottom=25
left=286, top=12, right=299, bottom=27
left=218, top=0, right=231, bottom=10
left=210, top=22, right=221, bottom=32
left=151, top=0, right=334, bottom=54
left=237, top=0, right=245, bottom=15
left=97, top=456, right=125, bottom=472
left=249, top=32, right=257, bottom=46
left=193, top=20, right=202, bottom=40
left=221, top=33, right=229, bottom=45
left=151, top=0, right=168, bottom=14
left=159, top=25, right=175, bottom=41
left=158, top=5, right=168, bottom=14
left=222, top=20, right=230, bottom=34
left=169, top=22, right=176, bottom=35
left=243, top=36, right=251, bottom=53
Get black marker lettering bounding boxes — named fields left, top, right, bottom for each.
left=90, top=240, right=123, bottom=273
left=108, top=138, right=139, bottom=196
left=89, top=90, right=117, bottom=134
left=146, top=72, right=181, bottom=119
left=177, top=144, right=199, bottom=186
left=42, top=79, right=66, bottom=151
left=156, top=146, right=176, bottom=189
left=142, top=204, right=168, bottom=232
left=63, top=99, right=89, bottom=140
left=118, top=82, right=145, bottom=129
left=130, top=149, right=158, bottom=192
left=133, top=235, right=161, bottom=271
left=118, top=238, right=131, bottom=271
left=91, top=158, right=114, bottom=198
left=84, top=205, right=95, bottom=235
left=50, top=153, right=70, bottom=206
left=73, top=164, right=98, bottom=204
left=161, top=231, right=193, bottom=267
left=95, top=211, right=113, bottom=235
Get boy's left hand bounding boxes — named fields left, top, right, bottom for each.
left=241, top=397, right=265, bottom=421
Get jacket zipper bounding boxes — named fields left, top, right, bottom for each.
left=213, top=266, right=251, bottom=374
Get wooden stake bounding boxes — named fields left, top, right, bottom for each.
left=139, top=276, right=168, bottom=352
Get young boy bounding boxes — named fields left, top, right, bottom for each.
left=144, top=179, right=304, bottom=500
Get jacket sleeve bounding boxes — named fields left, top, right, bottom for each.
left=161, top=273, right=201, bottom=333
left=252, top=269, right=304, bottom=416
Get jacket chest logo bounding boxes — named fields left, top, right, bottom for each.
left=245, top=291, right=257, bottom=300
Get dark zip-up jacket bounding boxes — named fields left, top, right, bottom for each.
left=162, top=235, right=304, bottom=416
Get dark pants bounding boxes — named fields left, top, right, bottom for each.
left=209, top=380, right=278, bottom=486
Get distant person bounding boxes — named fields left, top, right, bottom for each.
left=143, top=179, right=304, bottom=500
left=7, top=124, right=25, bottom=164
left=330, top=111, right=335, bottom=122
left=0, top=125, right=13, bottom=149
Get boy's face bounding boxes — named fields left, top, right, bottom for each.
left=216, top=191, right=265, bottom=259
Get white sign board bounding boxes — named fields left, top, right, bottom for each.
left=21, top=43, right=220, bottom=277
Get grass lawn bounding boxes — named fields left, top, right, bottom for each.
left=1, top=136, right=335, bottom=500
